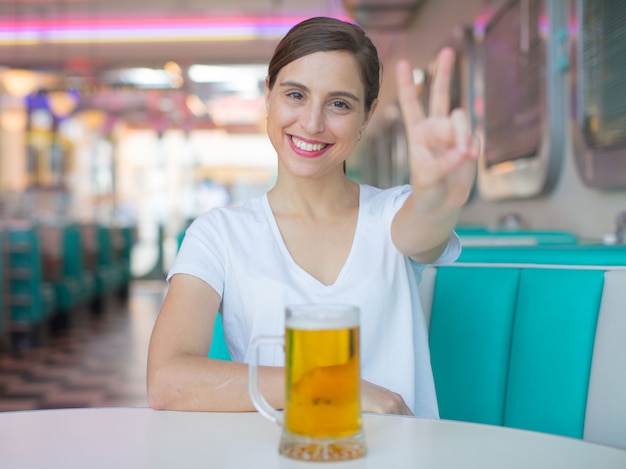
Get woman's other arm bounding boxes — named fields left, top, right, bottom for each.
left=147, top=274, right=415, bottom=415
left=146, top=274, right=284, bottom=411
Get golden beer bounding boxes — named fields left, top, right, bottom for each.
left=285, top=322, right=361, bottom=438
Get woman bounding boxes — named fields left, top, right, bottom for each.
left=147, top=17, right=477, bottom=416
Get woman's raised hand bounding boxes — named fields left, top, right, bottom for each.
left=395, top=47, right=479, bottom=216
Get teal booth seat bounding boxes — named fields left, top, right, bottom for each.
left=79, top=223, right=126, bottom=312
left=455, top=225, right=578, bottom=246
left=79, top=223, right=113, bottom=312
left=38, top=222, right=84, bottom=328
left=503, top=268, right=603, bottom=437
left=177, top=230, right=186, bottom=250
left=4, top=223, right=57, bottom=345
left=425, top=244, right=626, bottom=445
left=429, top=266, right=604, bottom=437
left=428, top=266, right=519, bottom=426
left=63, top=223, right=98, bottom=307
left=209, top=313, right=231, bottom=360
left=96, top=224, right=127, bottom=296
left=96, top=224, right=135, bottom=300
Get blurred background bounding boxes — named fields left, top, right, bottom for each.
left=1, top=0, right=489, bottom=279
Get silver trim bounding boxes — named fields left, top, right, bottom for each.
left=472, top=0, right=567, bottom=200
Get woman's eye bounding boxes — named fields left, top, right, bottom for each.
left=287, top=91, right=304, bottom=100
left=331, top=100, right=350, bottom=110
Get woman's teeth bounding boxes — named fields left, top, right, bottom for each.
left=292, top=136, right=327, bottom=152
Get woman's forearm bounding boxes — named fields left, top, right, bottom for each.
left=391, top=194, right=461, bottom=263
left=147, top=355, right=284, bottom=412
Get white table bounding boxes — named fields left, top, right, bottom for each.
left=1, top=407, right=625, bottom=468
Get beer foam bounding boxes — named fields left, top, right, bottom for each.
left=286, top=309, right=359, bottom=330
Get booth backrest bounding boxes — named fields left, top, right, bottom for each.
left=455, top=226, right=579, bottom=246
left=3, top=223, right=53, bottom=325
left=420, top=245, right=626, bottom=449
left=456, top=244, right=626, bottom=264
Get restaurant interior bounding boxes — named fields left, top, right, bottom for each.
left=1, top=1, right=625, bottom=458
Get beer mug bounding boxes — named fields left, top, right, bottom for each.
left=249, top=304, right=367, bottom=462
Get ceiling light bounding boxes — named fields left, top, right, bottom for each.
left=1, top=68, right=39, bottom=98
left=188, top=64, right=267, bottom=83
left=47, top=90, right=80, bottom=118
left=103, top=68, right=174, bottom=88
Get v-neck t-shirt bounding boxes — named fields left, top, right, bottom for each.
left=169, top=183, right=461, bottom=417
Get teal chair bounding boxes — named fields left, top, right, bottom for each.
left=63, top=223, right=98, bottom=308
left=96, top=224, right=126, bottom=295
left=4, top=223, right=57, bottom=347
left=38, top=223, right=83, bottom=329
left=80, top=223, right=117, bottom=312
left=209, top=314, right=231, bottom=360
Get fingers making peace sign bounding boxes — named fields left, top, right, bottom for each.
left=395, top=47, right=479, bottom=214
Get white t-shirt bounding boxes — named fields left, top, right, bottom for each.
left=169, top=184, right=461, bottom=417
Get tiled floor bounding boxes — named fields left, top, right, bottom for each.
left=0, top=280, right=165, bottom=412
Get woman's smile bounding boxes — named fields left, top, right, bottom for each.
left=289, top=135, right=332, bottom=158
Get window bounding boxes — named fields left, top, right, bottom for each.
left=472, top=0, right=567, bottom=200
left=570, top=0, right=626, bottom=188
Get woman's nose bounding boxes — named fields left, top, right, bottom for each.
left=300, top=104, right=325, bottom=135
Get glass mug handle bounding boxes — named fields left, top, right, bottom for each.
left=248, top=335, right=283, bottom=425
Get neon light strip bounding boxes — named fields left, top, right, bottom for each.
left=0, top=15, right=351, bottom=44
left=0, top=26, right=291, bottom=44
left=0, top=16, right=314, bottom=29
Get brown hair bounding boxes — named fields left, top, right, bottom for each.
left=267, top=17, right=381, bottom=113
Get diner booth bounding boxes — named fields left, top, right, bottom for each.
left=1, top=217, right=134, bottom=350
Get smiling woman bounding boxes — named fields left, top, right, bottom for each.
left=146, top=16, right=478, bottom=419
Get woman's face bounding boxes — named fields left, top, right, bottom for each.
left=265, top=50, right=375, bottom=180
